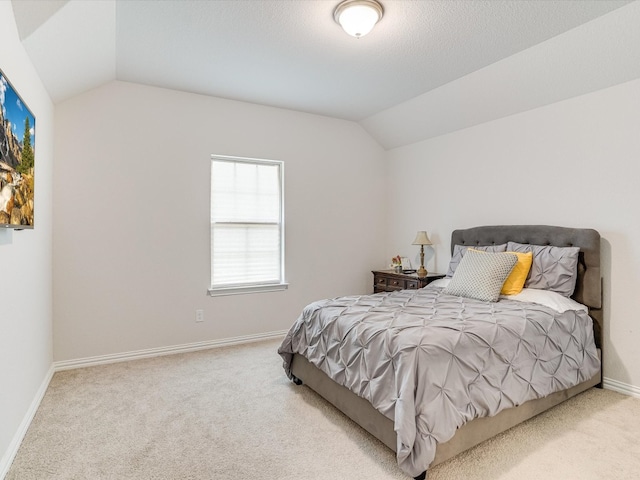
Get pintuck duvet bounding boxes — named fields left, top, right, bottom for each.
left=278, top=285, right=600, bottom=477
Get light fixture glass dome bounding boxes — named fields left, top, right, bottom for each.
left=334, top=0, right=384, bottom=38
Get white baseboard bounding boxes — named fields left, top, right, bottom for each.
left=53, top=330, right=288, bottom=371
left=0, top=365, right=54, bottom=480
left=603, top=376, right=640, bottom=398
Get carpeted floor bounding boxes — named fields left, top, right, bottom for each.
left=7, top=339, right=640, bottom=479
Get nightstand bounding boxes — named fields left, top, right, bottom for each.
left=372, top=270, right=445, bottom=293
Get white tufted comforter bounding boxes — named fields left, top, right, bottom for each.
left=278, top=286, right=600, bottom=477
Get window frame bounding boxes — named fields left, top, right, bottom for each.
left=208, top=154, right=287, bottom=297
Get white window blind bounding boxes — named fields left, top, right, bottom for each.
left=210, top=155, right=285, bottom=295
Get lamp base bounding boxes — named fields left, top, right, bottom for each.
left=416, top=266, right=428, bottom=278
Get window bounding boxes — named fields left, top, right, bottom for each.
left=209, top=155, right=286, bottom=296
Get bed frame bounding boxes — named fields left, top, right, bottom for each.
left=290, top=225, right=602, bottom=480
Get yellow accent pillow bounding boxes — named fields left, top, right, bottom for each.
left=501, top=251, right=533, bottom=295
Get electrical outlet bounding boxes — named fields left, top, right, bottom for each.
left=195, top=309, right=204, bottom=322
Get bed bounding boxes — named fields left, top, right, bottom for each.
left=278, top=225, right=602, bottom=479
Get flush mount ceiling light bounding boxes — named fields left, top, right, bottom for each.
left=333, top=0, right=384, bottom=38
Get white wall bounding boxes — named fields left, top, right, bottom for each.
left=0, top=2, right=54, bottom=475
left=385, top=77, right=640, bottom=391
left=362, top=0, right=640, bottom=150
left=53, top=81, right=386, bottom=361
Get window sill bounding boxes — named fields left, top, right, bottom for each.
left=208, top=283, right=289, bottom=297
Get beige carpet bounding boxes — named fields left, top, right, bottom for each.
left=7, top=339, right=640, bottom=480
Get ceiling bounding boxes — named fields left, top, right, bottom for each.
left=9, top=0, right=637, bottom=146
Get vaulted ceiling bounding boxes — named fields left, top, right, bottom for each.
left=10, top=0, right=639, bottom=148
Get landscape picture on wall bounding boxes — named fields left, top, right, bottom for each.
left=0, top=68, right=35, bottom=228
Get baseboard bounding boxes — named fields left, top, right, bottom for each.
left=603, top=376, right=640, bottom=399
left=53, top=330, right=288, bottom=371
left=0, top=365, right=54, bottom=480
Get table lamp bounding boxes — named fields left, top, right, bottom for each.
left=412, top=231, right=432, bottom=278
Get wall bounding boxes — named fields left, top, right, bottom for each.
left=0, top=2, right=54, bottom=476
left=385, top=77, right=640, bottom=392
left=362, top=0, right=640, bottom=151
left=53, top=81, right=386, bottom=361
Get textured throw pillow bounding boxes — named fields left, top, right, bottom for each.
left=506, top=242, right=580, bottom=297
left=446, top=243, right=508, bottom=277
left=443, top=249, right=518, bottom=302
left=500, top=251, right=533, bottom=295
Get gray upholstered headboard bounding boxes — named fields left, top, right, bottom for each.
left=451, top=225, right=602, bottom=349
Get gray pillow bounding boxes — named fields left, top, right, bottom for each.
left=506, top=242, right=580, bottom=297
left=446, top=243, right=508, bottom=277
left=443, top=249, right=518, bottom=302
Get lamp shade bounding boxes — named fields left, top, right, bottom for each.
left=412, top=231, right=432, bottom=246
left=334, top=0, right=384, bottom=38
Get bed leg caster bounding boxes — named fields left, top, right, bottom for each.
left=413, top=472, right=426, bottom=480
left=292, top=375, right=303, bottom=385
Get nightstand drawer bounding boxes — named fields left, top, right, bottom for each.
left=387, top=278, right=403, bottom=290
left=405, top=279, right=419, bottom=289
left=375, top=276, right=387, bottom=288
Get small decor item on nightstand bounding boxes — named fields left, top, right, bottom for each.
left=391, top=255, right=403, bottom=273
left=401, top=256, right=414, bottom=273
left=412, top=230, right=433, bottom=278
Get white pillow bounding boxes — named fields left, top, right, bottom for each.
left=503, top=288, right=588, bottom=313
left=427, top=278, right=450, bottom=288
left=430, top=278, right=587, bottom=313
